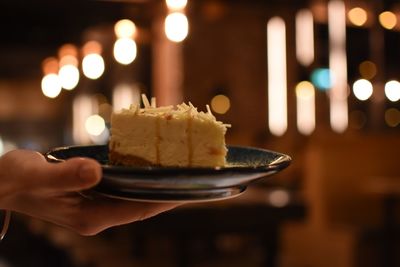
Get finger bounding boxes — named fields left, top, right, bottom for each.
left=33, top=158, right=102, bottom=192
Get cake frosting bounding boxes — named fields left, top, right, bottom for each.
left=109, top=95, right=230, bottom=167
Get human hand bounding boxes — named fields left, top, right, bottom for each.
left=0, top=149, right=180, bottom=235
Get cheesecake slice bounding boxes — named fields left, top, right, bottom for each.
left=109, top=95, right=229, bottom=167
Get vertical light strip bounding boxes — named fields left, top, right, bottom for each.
left=73, top=94, right=93, bottom=145
left=153, top=17, right=184, bottom=106
left=296, top=9, right=314, bottom=66
left=267, top=17, right=287, bottom=136
left=112, top=83, right=141, bottom=111
left=296, top=81, right=316, bottom=135
left=328, top=0, right=348, bottom=133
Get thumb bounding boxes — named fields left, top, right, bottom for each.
left=37, top=158, right=102, bottom=192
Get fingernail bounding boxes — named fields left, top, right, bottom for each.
left=79, top=165, right=98, bottom=183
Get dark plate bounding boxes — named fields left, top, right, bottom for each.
left=45, top=145, right=291, bottom=202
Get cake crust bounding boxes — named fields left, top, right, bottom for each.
left=109, top=150, right=154, bottom=166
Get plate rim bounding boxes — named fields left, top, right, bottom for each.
left=45, top=144, right=292, bottom=175
left=45, top=144, right=291, bottom=202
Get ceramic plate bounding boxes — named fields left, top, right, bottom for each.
left=45, top=145, right=291, bottom=202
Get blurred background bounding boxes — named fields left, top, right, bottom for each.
left=0, top=0, right=400, bottom=266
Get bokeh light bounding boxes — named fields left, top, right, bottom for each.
left=59, top=55, right=78, bottom=67
left=210, top=94, right=231, bottom=114
left=82, top=41, right=102, bottom=56
left=295, top=81, right=315, bottom=135
left=58, top=44, right=78, bottom=59
left=352, top=79, right=373, bottom=101
left=58, top=64, right=80, bottom=90
left=82, top=54, right=105, bottom=80
left=114, top=19, right=136, bottom=39
left=384, top=80, right=400, bottom=102
left=85, top=115, right=106, bottom=136
left=379, top=11, right=397, bottom=29
left=165, top=12, right=189, bottom=42
left=348, top=7, right=367, bottom=26
left=42, top=57, right=59, bottom=75
left=268, top=189, right=290, bottom=207
left=113, top=38, right=137, bottom=65
left=89, top=127, right=110, bottom=144
left=359, top=60, right=377, bottom=79
left=166, top=0, right=187, bottom=10
left=310, top=68, right=331, bottom=90
left=295, top=81, right=315, bottom=99
left=41, top=74, right=62, bottom=98
left=385, top=108, right=400, bottom=127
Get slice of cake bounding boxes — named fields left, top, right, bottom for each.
left=109, top=95, right=230, bottom=167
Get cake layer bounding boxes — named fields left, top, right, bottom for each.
left=158, top=112, right=190, bottom=166
left=110, top=112, right=158, bottom=164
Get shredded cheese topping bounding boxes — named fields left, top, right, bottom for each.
left=120, top=94, right=231, bottom=129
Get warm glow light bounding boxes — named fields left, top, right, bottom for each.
left=379, top=11, right=397, bottom=29
left=114, top=19, right=137, bottom=39
left=328, top=0, right=348, bottom=133
left=165, top=12, right=189, bottom=42
left=210, top=94, right=231, bottom=114
left=112, top=83, right=141, bottom=111
left=58, top=44, right=78, bottom=59
left=295, top=9, right=314, bottom=66
left=42, top=57, right=59, bottom=75
left=348, top=7, right=367, bottom=26
left=113, top=38, right=137, bottom=65
left=89, top=127, right=110, bottom=144
left=359, top=61, right=377, bottom=79
left=82, top=54, right=105, bottom=80
left=85, top=115, right=106, bottom=136
left=268, top=189, right=290, bottom=207
left=166, top=0, right=187, bottom=10
left=41, top=74, right=62, bottom=98
left=82, top=41, right=102, bottom=56
left=353, top=79, right=373, bottom=101
left=267, top=17, right=287, bottom=136
left=58, top=65, right=80, bottom=90
left=296, top=81, right=315, bottom=99
left=59, top=55, right=78, bottom=67
left=385, top=108, right=400, bottom=127
left=295, top=81, right=315, bottom=135
left=385, top=80, right=400, bottom=102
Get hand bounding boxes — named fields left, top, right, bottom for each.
left=0, top=149, right=180, bottom=236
